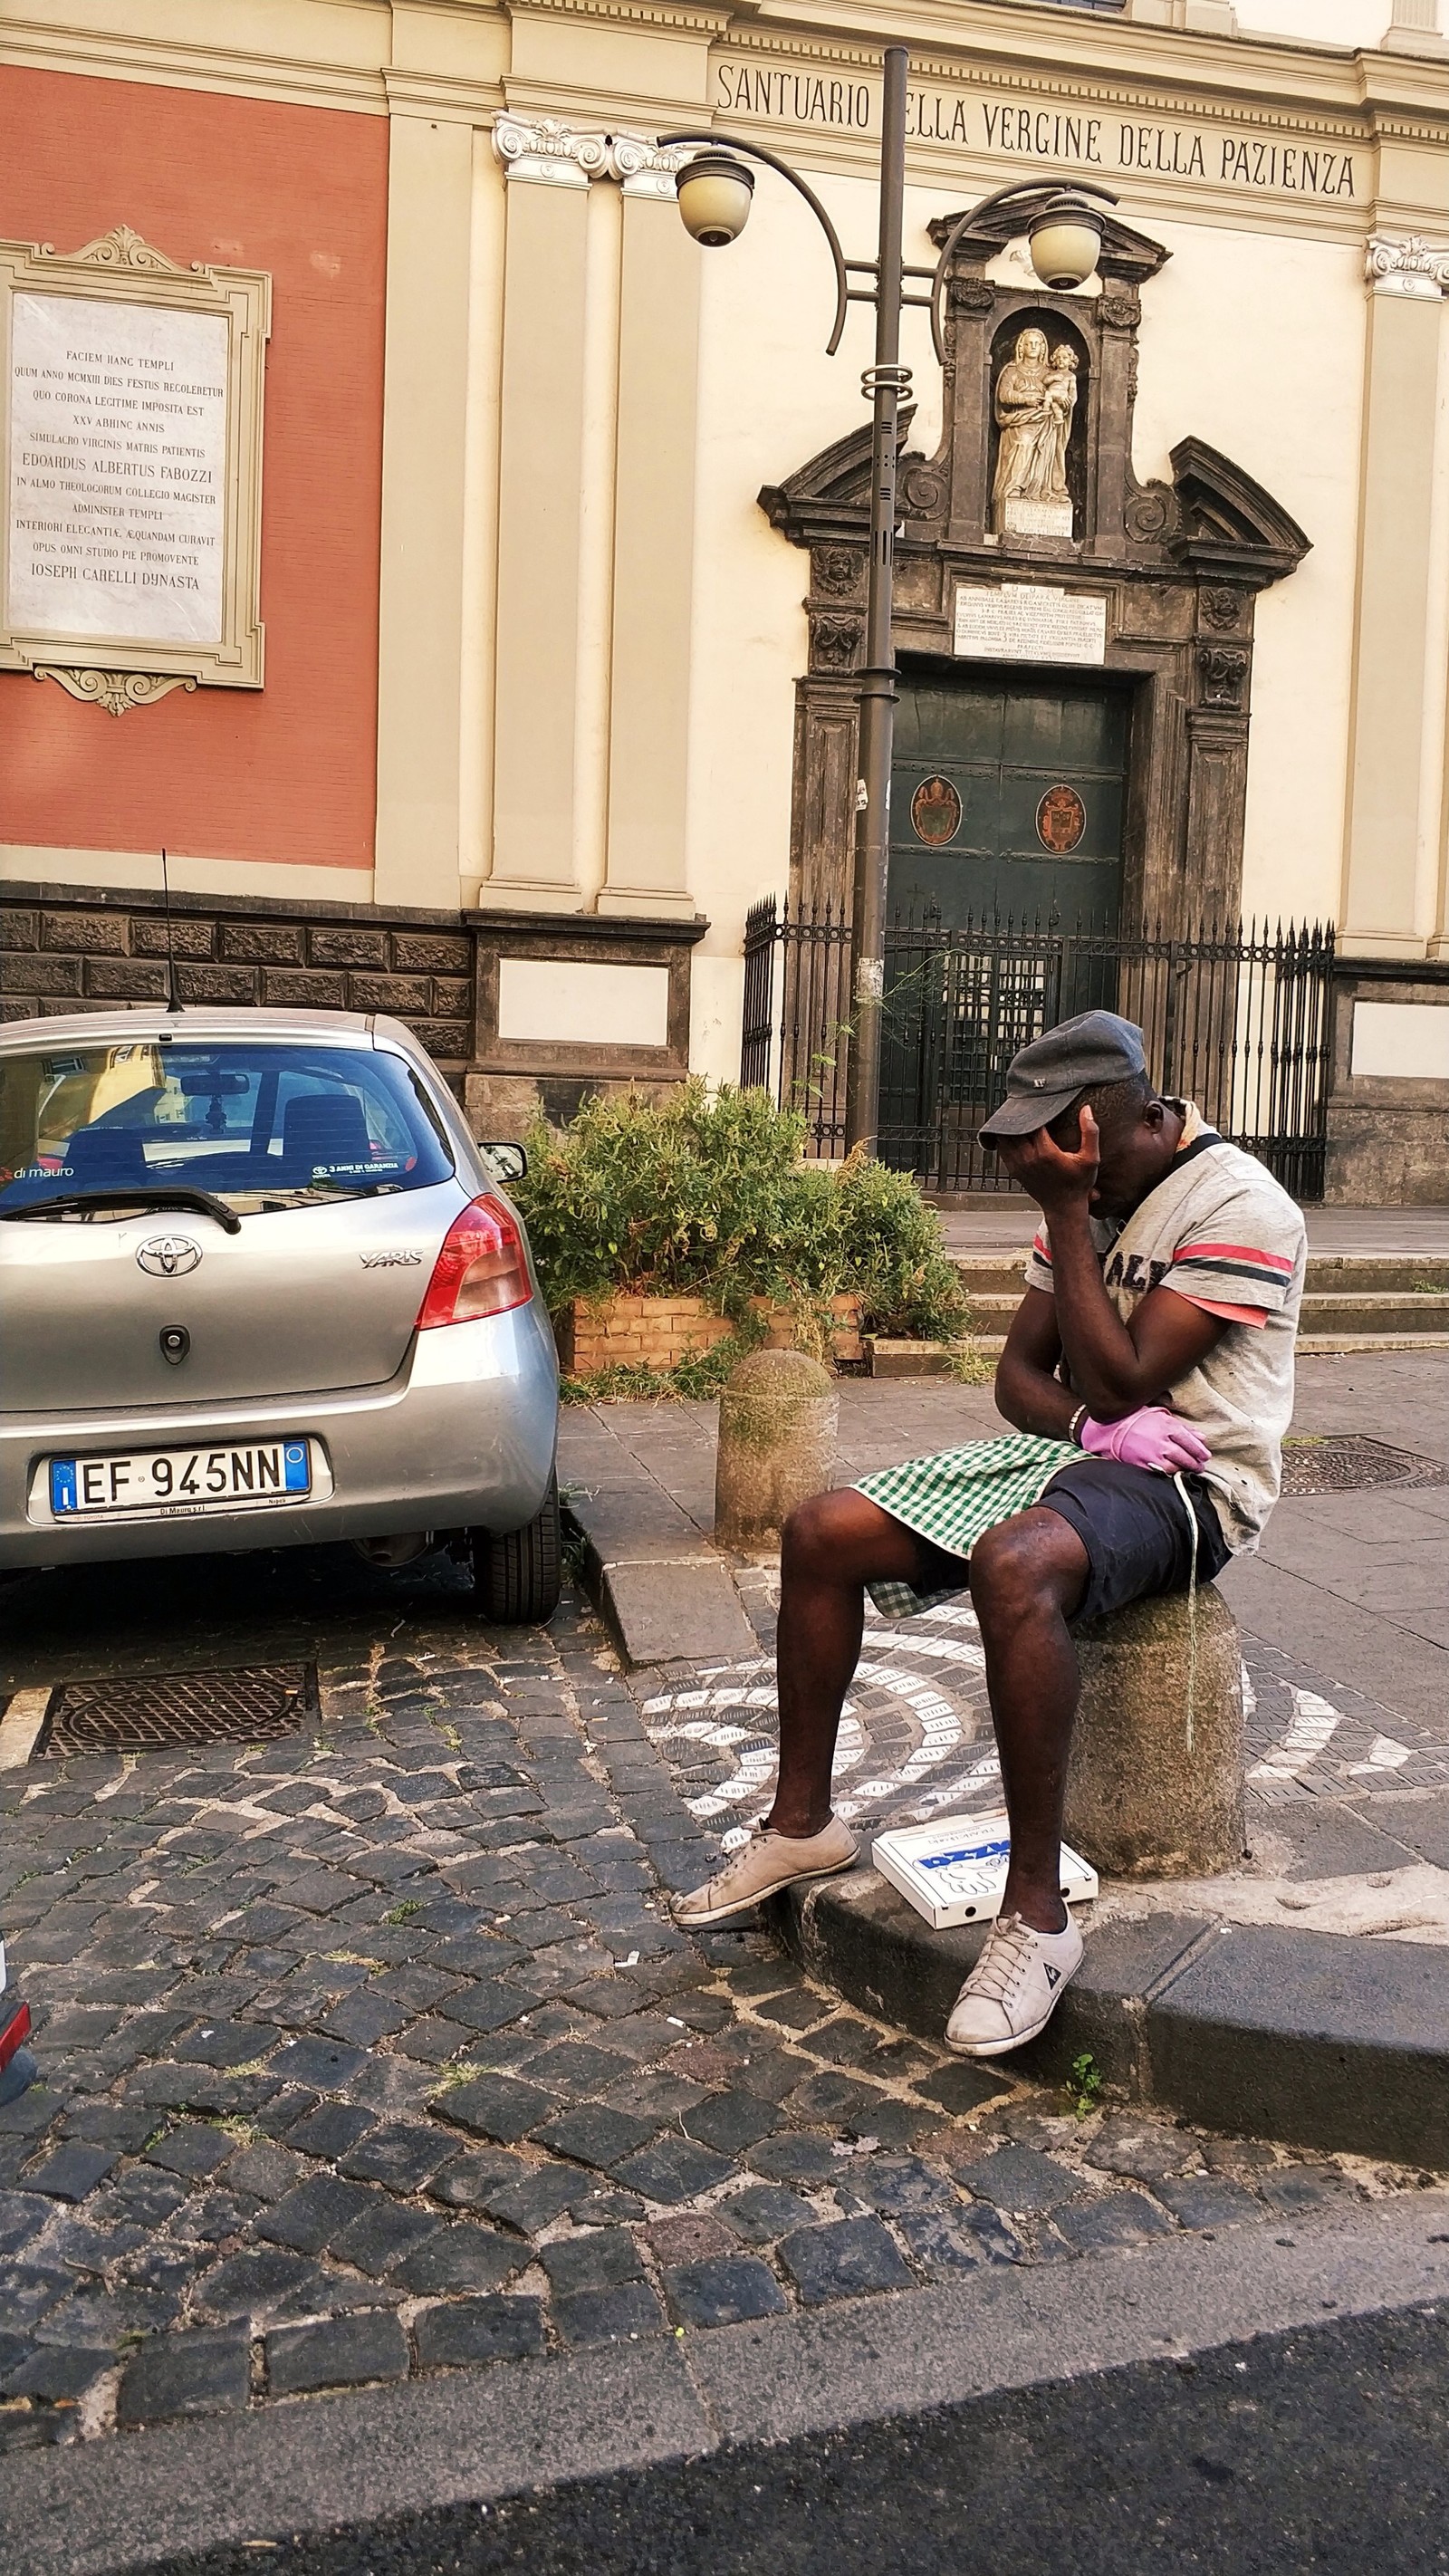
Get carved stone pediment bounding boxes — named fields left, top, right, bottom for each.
left=1168, top=437, right=1312, bottom=586
left=927, top=198, right=1171, bottom=292
left=760, top=407, right=917, bottom=543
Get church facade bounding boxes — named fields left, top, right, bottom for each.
left=5, top=0, right=1449, bottom=1198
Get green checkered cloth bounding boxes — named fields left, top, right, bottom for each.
left=858, top=1431, right=1078, bottom=1619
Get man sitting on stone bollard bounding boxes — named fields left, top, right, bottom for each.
left=676, top=1011, right=1306, bottom=2056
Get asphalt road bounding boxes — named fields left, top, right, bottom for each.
left=135, top=2302, right=1448, bottom=2576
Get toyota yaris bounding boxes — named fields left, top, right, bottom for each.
left=0, top=1008, right=561, bottom=1620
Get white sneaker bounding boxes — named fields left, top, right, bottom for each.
left=672, top=1816, right=859, bottom=1928
left=945, top=1909, right=1084, bottom=2057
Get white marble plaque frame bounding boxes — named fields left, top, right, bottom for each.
left=0, top=226, right=270, bottom=709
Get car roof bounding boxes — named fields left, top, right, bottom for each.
left=0, top=1006, right=421, bottom=1054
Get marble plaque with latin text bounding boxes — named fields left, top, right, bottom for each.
left=953, top=582, right=1108, bottom=668
left=8, top=293, right=228, bottom=647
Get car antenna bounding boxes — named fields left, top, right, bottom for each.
left=160, top=847, right=183, bottom=1015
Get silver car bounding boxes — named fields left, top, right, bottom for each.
left=0, top=1008, right=561, bottom=1621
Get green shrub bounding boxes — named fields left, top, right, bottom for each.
left=513, top=1080, right=967, bottom=1343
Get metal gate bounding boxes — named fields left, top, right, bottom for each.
left=741, top=900, right=1336, bottom=1201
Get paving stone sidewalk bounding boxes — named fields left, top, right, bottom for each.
left=0, top=1558, right=1435, bottom=2457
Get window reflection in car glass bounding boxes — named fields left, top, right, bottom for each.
left=0, top=1043, right=456, bottom=1214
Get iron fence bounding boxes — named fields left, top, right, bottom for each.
left=740, top=898, right=1337, bottom=1200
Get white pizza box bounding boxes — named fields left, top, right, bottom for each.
left=871, top=1812, right=1099, bottom=1933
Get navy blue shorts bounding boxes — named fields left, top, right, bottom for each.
left=1038, top=1458, right=1232, bottom=1626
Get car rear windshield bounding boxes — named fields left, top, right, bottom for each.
left=0, top=1039, right=456, bottom=1215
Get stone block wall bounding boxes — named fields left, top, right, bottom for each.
left=0, top=888, right=707, bottom=1133
left=0, top=886, right=476, bottom=1072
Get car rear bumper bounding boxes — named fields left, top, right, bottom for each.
left=0, top=1307, right=559, bottom=1567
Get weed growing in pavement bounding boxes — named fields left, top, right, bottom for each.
left=382, top=1898, right=424, bottom=1925
left=1067, top=2050, right=1105, bottom=2118
left=945, top=1338, right=994, bottom=1386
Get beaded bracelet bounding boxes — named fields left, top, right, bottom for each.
left=1068, top=1404, right=1089, bottom=1446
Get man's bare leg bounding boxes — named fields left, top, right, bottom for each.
left=764, top=1490, right=955, bottom=1840
left=966, top=1507, right=1091, bottom=1932
left=763, top=1491, right=1090, bottom=1935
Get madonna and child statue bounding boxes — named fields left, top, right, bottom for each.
left=991, top=326, right=1079, bottom=539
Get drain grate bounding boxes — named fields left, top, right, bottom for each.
left=36, top=1662, right=315, bottom=1758
left=1280, top=1436, right=1449, bottom=1499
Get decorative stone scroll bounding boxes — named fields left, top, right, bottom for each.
left=607, top=134, right=693, bottom=200
left=33, top=666, right=197, bottom=716
left=492, top=116, right=611, bottom=189
left=1365, top=235, right=1449, bottom=300
left=1, top=226, right=269, bottom=710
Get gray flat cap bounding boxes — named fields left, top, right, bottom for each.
left=977, top=1009, right=1148, bottom=1143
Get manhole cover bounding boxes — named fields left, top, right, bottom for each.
left=36, top=1663, right=315, bottom=1757
left=1280, top=1437, right=1449, bottom=1499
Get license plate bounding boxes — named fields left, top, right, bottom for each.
left=49, top=1439, right=312, bottom=1519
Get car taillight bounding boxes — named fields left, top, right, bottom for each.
left=416, top=1197, right=533, bottom=1329
left=0, top=1997, right=30, bottom=2076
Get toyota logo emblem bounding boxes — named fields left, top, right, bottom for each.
left=137, top=1235, right=202, bottom=1278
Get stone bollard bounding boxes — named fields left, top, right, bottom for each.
left=1064, top=1584, right=1245, bottom=1879
left=715, top=1348, right=838, bottom=1552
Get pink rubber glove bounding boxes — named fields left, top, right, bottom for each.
left=1079, top=1408, right=1212, bottom=1475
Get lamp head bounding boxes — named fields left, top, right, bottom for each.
left=1027, top=193, right=1107, bottom=293
left=677, top=150, right=755, bottom=247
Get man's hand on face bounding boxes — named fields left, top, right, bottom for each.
left=996, top=1101, right=1100, bottom=1215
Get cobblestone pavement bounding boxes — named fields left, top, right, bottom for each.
left=0, top=1552, right=1438, bottom=2456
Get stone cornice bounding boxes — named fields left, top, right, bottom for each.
left=1, top=12, right=388, bottom=114
left=725, top=2, right=1449, bottom=136
left=507, top=0, right=733, bottom=29
left=4, top=0, right=1446, bottom=155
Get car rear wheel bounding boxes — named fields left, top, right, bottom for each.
left=470, top=1471, right=561, bottom=1624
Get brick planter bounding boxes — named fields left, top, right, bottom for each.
left=558, top=1292, right=864, bottom=1376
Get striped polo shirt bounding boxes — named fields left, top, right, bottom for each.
left=1024, top=1105, right=1307, bottom=1552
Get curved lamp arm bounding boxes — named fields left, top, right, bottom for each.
left=656, top=129, right=851, bottom=353
left=928, top=178, right=1118, bottom=364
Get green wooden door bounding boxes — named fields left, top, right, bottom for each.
left=888, top=674, right=1128, bottom=929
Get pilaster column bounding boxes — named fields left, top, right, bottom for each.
left=1385, top=1, right=1446, bottom=57
left=375, top=113, right=475, bottom=908
left=1341, top=235, right=1449, bottom=957
left=486, top=117, right=609, bottom=912
left=599, top=138, right=701, bottom=921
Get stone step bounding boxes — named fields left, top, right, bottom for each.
left=1302, top=1255, right=1449, bottom=1294
left=1301, top=1293, right=1449, bottom=1334
left=867, top=1328, right=1449, bottom=1376
left=947, top=1251, right=1449, bottom=1342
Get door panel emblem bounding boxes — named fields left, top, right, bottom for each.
left=137, top=1235, right=202, bottom=1278
left=910, top=776, right=962, bottom=846
left=1036, top=784, right=1087, bottom=854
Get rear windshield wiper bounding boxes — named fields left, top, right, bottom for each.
left=0, top=1186, right=243, bottom=1235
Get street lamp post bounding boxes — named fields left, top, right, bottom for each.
left=662, top=49, right=1116, bottom=1153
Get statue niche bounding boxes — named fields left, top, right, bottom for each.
left=990, top=315, right=1087, bottom=542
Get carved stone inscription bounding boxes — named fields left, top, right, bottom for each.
left=955, top=582, right=1108, bottom=668
left=9, top=293, right=228, bottom=646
